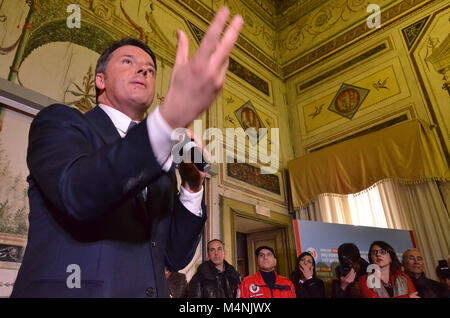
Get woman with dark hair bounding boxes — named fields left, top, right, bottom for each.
left=291, top=252, right=325, bottom=298
left=359, top=241, right=419, bottom=298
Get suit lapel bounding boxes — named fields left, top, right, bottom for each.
left=85, top=105, right=121, bottom=145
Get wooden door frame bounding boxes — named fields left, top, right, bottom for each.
left=220, top=196, right=295, bottom=276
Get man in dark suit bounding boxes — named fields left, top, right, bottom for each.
left=11, top=7, right=243, bottom=297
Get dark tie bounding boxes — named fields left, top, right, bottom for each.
left=126, top=121, right=147, bottom=203
left=127, top=121, right=138, bottom=133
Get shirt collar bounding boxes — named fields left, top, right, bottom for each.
left=98, top=104, right=139, bottom=137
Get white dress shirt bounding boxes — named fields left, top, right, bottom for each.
left=98, top=104, right=203, bottom=217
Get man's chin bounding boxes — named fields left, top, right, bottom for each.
left=129, top=95, right=153, bottom=109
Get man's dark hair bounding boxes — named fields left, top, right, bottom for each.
left=95, top=38, right=157, bottom=101
left=255, top=246, right=275, bottom=258
left=207, top=239, right=224, bottom=250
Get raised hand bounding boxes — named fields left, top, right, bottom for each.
left=299, top=263, right=314, bottom=280
left=160, top=6, right=243, bottom=129
left=340, top=268, right=356, bottom=291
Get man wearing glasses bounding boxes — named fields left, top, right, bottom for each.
left=237, top=246, right=295, bottom=298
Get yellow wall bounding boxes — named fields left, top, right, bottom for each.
left=284, top=0, right=449, bottom=162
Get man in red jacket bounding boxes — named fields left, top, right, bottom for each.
left=238, top=246, right=295, bottom=298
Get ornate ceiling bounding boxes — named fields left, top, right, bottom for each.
left=182, top=0, right=435, bottom=78
left=271, top=0, right=330, bottom=25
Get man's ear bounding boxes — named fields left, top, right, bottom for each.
left=95, top=73, right=105, bottom=91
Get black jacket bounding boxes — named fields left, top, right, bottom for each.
left=188, top=260, right=241, bottom=298
left=293, top=278, right=325, bottom=298
left=167, top=272, right=187, bottom=298
left=407, top=272, right=442, bottom=298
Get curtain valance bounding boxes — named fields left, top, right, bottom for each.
left=288, top=120, right=450, bottom=209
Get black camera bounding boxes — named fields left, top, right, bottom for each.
left=337, top=256, right=354, bottom=277
left=436, top=260, right=450, bottom=279
left=334, top=243, right=369, bottom=281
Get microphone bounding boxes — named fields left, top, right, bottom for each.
left=175, top=133, right=211, bottom=173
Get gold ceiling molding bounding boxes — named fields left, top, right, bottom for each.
left=281, top=0, right=432, bottom=79
left=177, top=0, right=435, bottom=79
left=274, top=0, right=330, bottom=28
left=251, top=0, right=329, bottom=27
left=212, top=0, right=277, bottom=56
left=178, top=0, right=279, bottom=76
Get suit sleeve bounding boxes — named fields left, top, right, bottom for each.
left=164, top=198, right=206, bottom=270
left=27, top=104, right=164, bottom=223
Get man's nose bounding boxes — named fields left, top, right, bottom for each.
left=137, top=67, right=147, bottom=77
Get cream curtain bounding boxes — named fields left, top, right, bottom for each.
left=384, top=181, right=449, bottom=280
left=296, top=180, right=450, bottom=280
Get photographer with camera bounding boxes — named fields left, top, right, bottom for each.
left=331, top=243, right=369, bottom=298
left=402, top=248, right=442, bottom=298
left=436, top=258, right=450, bottom=298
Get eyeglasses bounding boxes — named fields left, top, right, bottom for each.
left=258, top=252, right=274, bottom=259
left=371, top=248, right=388, bottom=256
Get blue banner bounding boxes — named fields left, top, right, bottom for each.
left=292, top=220, right=415, bottom=281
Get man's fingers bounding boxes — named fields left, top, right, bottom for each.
left=213, top=58, right=229, bottom=90
left=211, top=14, right=243, bottom=71
left=174, top=29, right=189, bottom=67
left=195, top=7, right=230, bottom=62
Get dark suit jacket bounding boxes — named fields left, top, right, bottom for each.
left=11, top=104, right=206, bottom=298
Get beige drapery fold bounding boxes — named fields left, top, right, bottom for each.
left=288, top=119, right=449, bottom=209
left=385, top=181, right=449, bottom=280
left=295, top=180, right=450, bottom=280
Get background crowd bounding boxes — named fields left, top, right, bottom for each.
left=168, top=239, right=449, bottom=298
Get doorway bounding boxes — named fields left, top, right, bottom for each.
left=235, top=215, right=290, bottom=278
left=220, top=196, right=295, bottom=279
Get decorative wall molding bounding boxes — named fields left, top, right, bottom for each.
left=296, top=42, right=389, bottom=94
left=402, top=16, right=430, bottom=50
left=227, top=162, right=281, bottom=194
